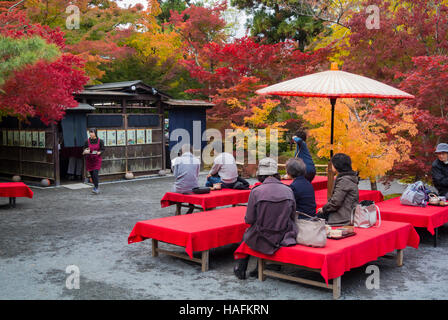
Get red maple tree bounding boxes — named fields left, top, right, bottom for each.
left=0, top=9, right=88, bottom=124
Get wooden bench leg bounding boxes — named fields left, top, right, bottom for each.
left=175, top=203, right=181, bottom=215
left=258, top=258, right=266, bottom=281
left=434, top=228, right=439, bottom=248
left=333, top=276, right=341, bottom=299
left=396, top=249, right=403, bottom=267
left=201, top=250, right=209, bottom=272
left=152, top=239, right=159, bottom=257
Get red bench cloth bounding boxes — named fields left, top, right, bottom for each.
left=128, top=206, right=249, bottom=258
left=161, top=188, right=252, bottom=210
left=377, top=197, right=448, bottom=235
left=315, top=189, right=384, bottom=208
left=0, top=182, right=33, bottom=199
left=234, top=220, right=419, bottom=285
left=161, top=177, right=372, bottom=211
left=253, top=176, right=328, bottom=190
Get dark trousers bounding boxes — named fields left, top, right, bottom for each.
left=89, top=169, right=99, bottom=188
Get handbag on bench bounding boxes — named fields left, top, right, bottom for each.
left=350, top=200, right=381, bottom=228
left=192, top=187, right=211, bottom=194
left=295, top=212, right=327, bottom=248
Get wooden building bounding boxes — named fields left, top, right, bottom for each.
left=0, top=80, right=213, bottom=185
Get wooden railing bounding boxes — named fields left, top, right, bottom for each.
left=277, top=163, right=328, bottom=176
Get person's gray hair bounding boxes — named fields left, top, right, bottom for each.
left=286, top=158, right=307, bottom=178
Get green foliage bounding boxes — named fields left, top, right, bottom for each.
left=231, top=0, right=325, bottom=49
left=99, top=55, right=201, bottom=99
left=158, top=0, right=190, bottom=23
left=0, top=36, right=60, bottom=86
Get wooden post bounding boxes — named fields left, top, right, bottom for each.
left=123, top=99, right=128, bottom=174
left=396, top=249, right=403, bottom=267
left=201, top=250, right=209, bottom=272
left=434, top=228, right=439, bottom=248
left=158, top=99, right=166, bottom=171
left=258, top=258, right=266, bottom=281
left=175, top=203, right=181, bottom=215
left=333, top=276, right=341, bottom=299
left=151, top=239, right=158, bottom=257
left=52, top=123, right=60, bottom=186
left=327, top=162, right=334, bottom=200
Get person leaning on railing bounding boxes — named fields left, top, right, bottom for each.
left=292, top=129, right=316, bottom=182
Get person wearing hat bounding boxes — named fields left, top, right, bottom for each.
left=431, top=143, right=448, bottom=197
left=233, top=157, right=297, bottom=280
left=317, top=153, right=359, bottom=225
left=83, top=128, right=105, bottom=194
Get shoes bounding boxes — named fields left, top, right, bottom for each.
left=92, top=188, right=100, bottom=194
left=233, top=266, right=246, bottom=280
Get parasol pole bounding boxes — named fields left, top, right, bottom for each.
left=327, top=97, right=337, bottom=200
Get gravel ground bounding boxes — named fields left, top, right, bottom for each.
left=1, top=174, right=447, bottom=300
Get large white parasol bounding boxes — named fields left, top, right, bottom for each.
left=256, top=63, right=415, bottom=197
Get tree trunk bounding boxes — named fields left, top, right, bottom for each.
left=370, top=178, right=378, bottom=191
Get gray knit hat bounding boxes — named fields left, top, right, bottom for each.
left=435, top=143, right=448, bottom=153
left=257, top=157, right=278, bottom=176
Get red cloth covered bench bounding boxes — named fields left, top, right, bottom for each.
left=0, top=182, right=34, bottom=207
left=234, top=220, right=419, bottom=299
left=377, top=196, right=448, bottom=247
left=128, top=206, right=249, bottom=271
left=161, top=176, right=379, bottom=214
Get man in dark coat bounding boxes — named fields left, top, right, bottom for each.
left=317, top=153, right=359, bottom=226
left=234, top=157, right=297, bottom=280
left=431, top=143, right=448, bottom=197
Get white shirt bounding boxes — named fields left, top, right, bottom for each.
left=209, top=152, right=238, bottom=184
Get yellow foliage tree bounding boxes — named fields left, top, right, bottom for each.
left=229, top=99, right=287, bottom=163
left=293, top=98, right=418, bottom=184
left=128, top=0, right=183, bottom=66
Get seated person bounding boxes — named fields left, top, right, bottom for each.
left=317, top=153, right=359, bottom=226
left=431, top=143, right=448, bottom=197
left=171, top=144, right=200, bottom=213
left=286, top=158, right=317, bottom=217
left=206, top=151, right=249, bottom=189
left=292, top=129, right=316, bottom=183
left=234, top=157, right=297, bottom=280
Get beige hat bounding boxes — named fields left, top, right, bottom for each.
left=257, top=157, right=278, bottom=176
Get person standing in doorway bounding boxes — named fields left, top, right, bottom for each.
left=83, top=128, right=105, bottom=194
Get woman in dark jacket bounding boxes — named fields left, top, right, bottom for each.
left=286, top=158, right=317, bottom=217
left=317, top=153, right=359, bottom=225
left=83, top=128, right=105, bottom=194
left=234, top=157, right=297, bottom=280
